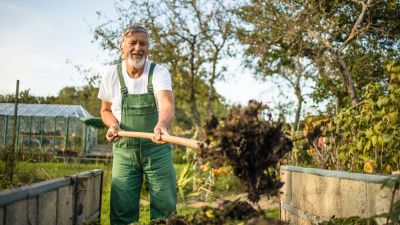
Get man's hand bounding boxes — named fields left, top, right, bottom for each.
left=151, top=124, right=169, bottom=144
left=106, top=124, right=121, bottom=142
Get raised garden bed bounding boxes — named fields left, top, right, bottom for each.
left=280, top=165, right=400, bottom=224
left=0, top=169, right=103, bottom=225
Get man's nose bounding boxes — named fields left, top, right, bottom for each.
left=134, top=43, right=142, bottom=50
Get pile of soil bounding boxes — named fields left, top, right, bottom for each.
left=199, top=101, right=293, bottom=202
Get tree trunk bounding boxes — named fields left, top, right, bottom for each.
left=333, top=51, right=358, bottom=107
left=190, top=78, right=201, bottom=126
left=294, top=74, right=302, bottom=132
left=189, top=37, right=201, bottom=126
left=206, top=55, right=218, bottom=116
left=290, top=57, right=304, bottom=132
left=206, top=85, right=215, bottom=116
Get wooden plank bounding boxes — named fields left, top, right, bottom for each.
left=0, top=207, right=4, bottom=225
left=0, top=177, right=69, bottom=208
left=280, top=169, right=291, bottom=204
left=28, top=197, right=38, bottom=225
left=74, top=176, right=88, bottom=225
left=282, top=203, right=323, bottom=224
left=339, top=179, right=367, bottom=218
left=57, top=185, right=74, bottom=225
left=85, top=177, right=95, bottom=219
left=93, top=175, right=102, bottom=213
left=38, top=190, right=57, bottom=225
left=6, top=200, right=27, bottom=225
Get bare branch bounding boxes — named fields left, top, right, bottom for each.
left=340, top=0, right=373, bottom=51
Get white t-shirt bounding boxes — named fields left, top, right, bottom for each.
left=97, top=59, right=172, bottom=122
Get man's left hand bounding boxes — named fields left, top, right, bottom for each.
left=152, top=124, right=169, bottom=144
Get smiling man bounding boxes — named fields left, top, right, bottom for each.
left=98, top=25, right=176, bottom=225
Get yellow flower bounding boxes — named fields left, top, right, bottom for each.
left=363, top=162, right=374, bottom=174
left=307, top=148, right=316, bottom=156
left=205, top=209, right=214, bottom=218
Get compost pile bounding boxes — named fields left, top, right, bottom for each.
left=150, top=199, right=287, bottom=225
left=200, top=100, right=293, bottom=202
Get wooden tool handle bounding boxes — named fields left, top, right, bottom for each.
left=117, top=130, right=201, bottom=149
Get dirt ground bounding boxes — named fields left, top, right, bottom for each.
left=176, top=193, right=280, bottom=210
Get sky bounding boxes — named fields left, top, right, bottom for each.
left=0, top=0, right=293, bottom=109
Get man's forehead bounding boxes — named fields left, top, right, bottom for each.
left=124, top=32, right=148, bottom=40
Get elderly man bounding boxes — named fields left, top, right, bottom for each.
left=98, top=25, right=176, bottom=224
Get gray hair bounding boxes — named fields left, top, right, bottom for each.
left=119, top=24, right=150, bottom=49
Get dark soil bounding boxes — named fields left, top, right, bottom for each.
left=199, top=101, right=293, bottom=202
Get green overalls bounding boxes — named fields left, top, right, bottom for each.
left=110, top=63, right=177, bottom=225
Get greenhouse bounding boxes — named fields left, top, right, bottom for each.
left=0, top=103, right=98, bottom=156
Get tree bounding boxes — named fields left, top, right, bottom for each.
left=93, top=0, right=233, bottom=126
left=0, top=89, right=50, bottom=104
left=52, top=86, right=100, bottom=117
left=235, top=0, right=400, bottom=110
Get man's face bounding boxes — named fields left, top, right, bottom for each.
left=121, top=32, right=149, bottom=69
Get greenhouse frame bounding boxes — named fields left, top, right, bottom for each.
left=0, top=103, right=98, bottom=156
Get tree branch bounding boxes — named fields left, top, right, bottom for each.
left=340, top=0, right=373, bottom=51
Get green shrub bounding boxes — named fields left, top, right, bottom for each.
left=304, top=62, right=400, bottom=173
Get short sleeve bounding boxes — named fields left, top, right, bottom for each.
left=152, top=64, right=172, bottom=92
left=97, top=65, right=115, bottom=102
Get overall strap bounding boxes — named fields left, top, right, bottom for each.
left=147, top=63, right=156, bottom=94
left=117, top=63, right=128, bottom=96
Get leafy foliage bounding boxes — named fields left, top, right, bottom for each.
left=0, top=89, right=53, bottom=104
left=82, top=117, right=106, bottom=129
left=304, top=62, right=400, bottom=172
left=199, top=101, right=293, bottom=202
left=235, top=0, right=400, bottom=108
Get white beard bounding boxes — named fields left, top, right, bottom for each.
left=127, top=57, right=146, bottom=69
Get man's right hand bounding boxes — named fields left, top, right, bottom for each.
left=106, top=124, right=121, bottom=142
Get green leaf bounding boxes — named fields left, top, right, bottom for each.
left=384, top=134, right=393, bottom=143
left=365, top=128, right=373, bottom=139
left=377, top=96, right=389, bottom=107
left=338, top=152, right=347, bottom=161
left=356, top=140, right=363, bottom=150
left=388, top=111, right=398, bottom=125
left=364, top=140, right=371, bottom=151
left=389, top=94, right=396, bottom=102
left=378, top=136, right=384, bottom=145
left=373, top=124, right=381, bottom=134
left=359, top=154, right=368, bottom=161
left=371, top=136, right=378, bottom=147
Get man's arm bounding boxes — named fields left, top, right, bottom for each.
left=152, top=90, right=174, bottom=144
left=100, top=101, right=120, bottom=142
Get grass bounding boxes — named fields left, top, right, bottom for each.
left=0, top=160, right=112, bottom=189
left=0, top=161, right=272, bottom=225
left=266, top=207, right=280, bottom=219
